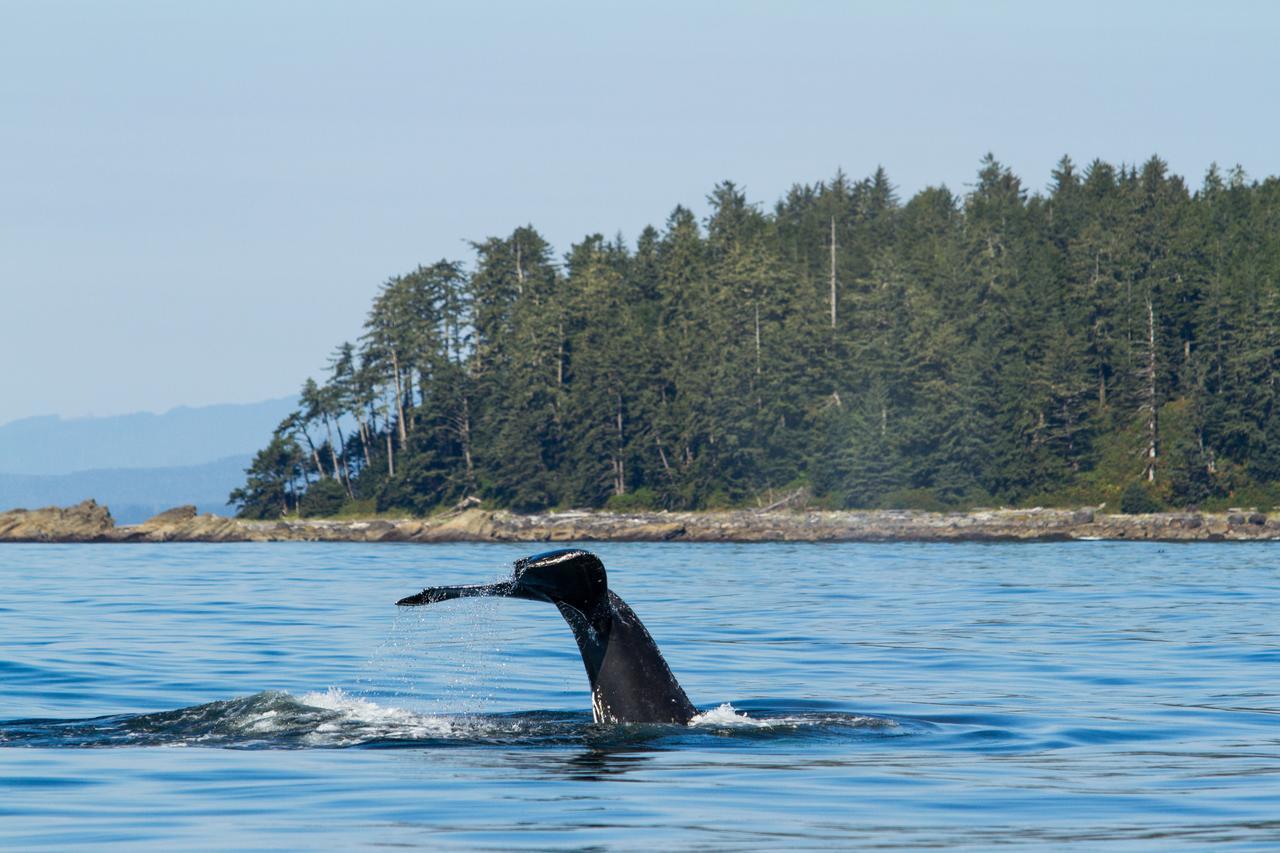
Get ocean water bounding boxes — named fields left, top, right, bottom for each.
left=0, top=541, right=1277, bottom=849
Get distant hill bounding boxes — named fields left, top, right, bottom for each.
left=0, top=398, right=295, bottom=476
left=0, top=455, right=252, bottom=524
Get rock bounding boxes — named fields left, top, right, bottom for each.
left=7, top=502, right=1280, bottom=544
left=417, top=508, right=497, bottom=541
left=139, top=505, right=198, bottom=526
left=119, top=510, right=245, bottom=542
left=0, top=499, right=115, bottom=541
left=360, top=520, right=399, bottom=541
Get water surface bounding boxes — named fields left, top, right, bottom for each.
left=1, top=542, right=1277, bottom=848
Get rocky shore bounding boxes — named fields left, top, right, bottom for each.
left=3, top=499, right=1280, bottom=544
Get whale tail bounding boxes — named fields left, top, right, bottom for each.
left=398, top=549, right=695, bottom=724
left=397, top=548, right=607, bottom=611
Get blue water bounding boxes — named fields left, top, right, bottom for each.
left=1, top=542, right=1277, bottom=849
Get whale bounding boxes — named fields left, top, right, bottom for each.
left=397, top=548, right=696, bottom=725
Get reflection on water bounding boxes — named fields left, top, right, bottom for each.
left=1, top=541, right=1278, bottom=848
left=558, top=747, right=655, bottom=780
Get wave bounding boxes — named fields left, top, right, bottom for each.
left=690, top=702, right=892, bottom=731
left=0, top=690, right=902, bottom=750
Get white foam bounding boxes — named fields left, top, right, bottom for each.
left=241, top=709, right=280, bottom=733
left=689, top=703, right=770, bottom=728
left=299, top=687, right=457, bottom=744
left=301, top=686, right=410, bottom=719
left=689, top=702, right=896, bottom=731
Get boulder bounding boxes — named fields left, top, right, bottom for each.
left=0, top=499, right=115, bottom=541
left=175, top=514, right=245, bottom=542
left=139, top=505, right=198, bottom=527
left=417, top=508, right=497, bottom=541
left=118, top=509, right=245, bottom=542
left=7, top=501, right=1280, bottom=544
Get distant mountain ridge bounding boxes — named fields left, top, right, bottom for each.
left=0, top=455, right=252, bottom=524
left=0, top=397, right=296, bottom=476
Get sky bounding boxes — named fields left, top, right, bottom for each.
left=2, top=0, right=1278, bottom=426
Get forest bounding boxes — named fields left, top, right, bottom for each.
left=231, top=155, right=1280, bottom=518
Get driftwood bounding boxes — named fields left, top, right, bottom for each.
left=758, top=489, right=806, bottom=512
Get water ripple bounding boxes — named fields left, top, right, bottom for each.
left=1, top=541, right=1278, bottom=848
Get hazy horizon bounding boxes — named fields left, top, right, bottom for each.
left=0, top=395, right=295, bottom=429
left=4, top=1, right=1278, bottom=424
left=0, top=396, right=297, bottom=476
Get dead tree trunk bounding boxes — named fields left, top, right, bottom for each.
left=613, top=392, right=626, bottom=496
left=385, top=428, right=395, bottom=478
left=298, top=429, right=323, bottom=482
left=829, top=217, right=837, bottom=329
left=1144, top=298, right=1158, bottom=482
left=754, top=301, right=762, bottom=375
left=353, top=411, right=372, bottom=469
left=460, top=395, right=476, bottom=495
left=389, top=349, right=407, bottom=447
left=333, top=420, right=354, bottom=498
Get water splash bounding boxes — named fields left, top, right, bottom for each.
left=0, top=691, right=901, bottom=750
left=298, top=687, right=458, bottom=745
left=359, top=566, right=513, bottom=715
left=690, top=702, right=896, bottom=731
left=689, top=702, right=769, bottom=727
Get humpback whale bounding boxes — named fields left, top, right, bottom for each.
left=397, top=548, right=696, bottom=725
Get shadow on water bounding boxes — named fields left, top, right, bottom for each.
left=556, top=746, right=657, bottom=780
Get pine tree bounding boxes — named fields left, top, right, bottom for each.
left=237, top=157, right=1280, bottom=517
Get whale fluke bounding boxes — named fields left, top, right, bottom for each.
left=397, top=548, right=696, bottom=725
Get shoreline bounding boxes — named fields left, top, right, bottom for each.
left=2, top=501, right=1279, bottom=544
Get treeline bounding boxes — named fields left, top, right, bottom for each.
left=231, top=155, right=1280, bottom=518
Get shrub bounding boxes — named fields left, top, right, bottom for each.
left=1120, top=480, right=1162, bottom=514
left=605, top=487, right=659, bottom=512
left=878, top=487, right=950, bottom=512
left=299, top=478, right=348, bottom=517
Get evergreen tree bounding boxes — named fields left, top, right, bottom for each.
left=237, top=156, right=1280, bottom=517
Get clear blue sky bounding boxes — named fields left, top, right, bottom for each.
left=2, top=1, right=1277, bottom=425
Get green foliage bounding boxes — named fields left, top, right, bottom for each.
left=1201, top=482, right=1280, bottom=512
left=375, top=442, right=462, bottom=515
left=230, top=432, right=305, bottom=519
left=299, top=478, right=347, bottom=517
left=1120, top=481, right=1163, bottom=514
left=238, top=158, right=1280, bottom=516
left=878, top=488, right=952, bottom=512
left=605, top=487, right=659, bottom=512
left=333, top=498, right=378, bottom=517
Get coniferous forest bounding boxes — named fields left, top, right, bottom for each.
left=232, top=156, right=1280, bottom=518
